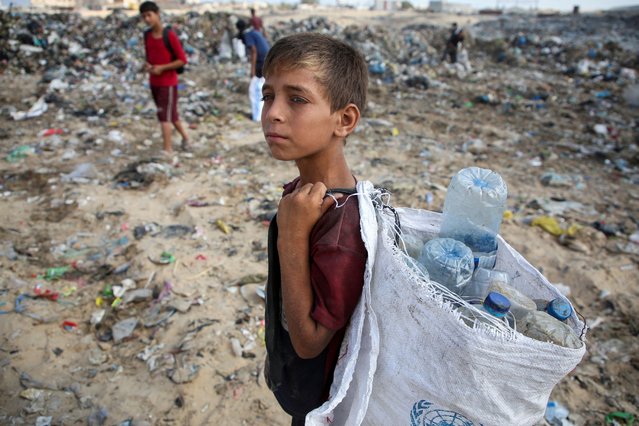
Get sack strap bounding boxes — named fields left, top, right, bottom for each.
left=362, top=185, right=403, bottom=247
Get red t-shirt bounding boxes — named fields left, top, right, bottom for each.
left=249, top=16, right=264, bottom=32
left=144, top=28, right=187, bottom=87
left=283, top=178, right=366, bottom=394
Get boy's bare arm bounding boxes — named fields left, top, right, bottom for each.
left=277, top=183, right=336, bottom=359
left=148, top=59, right=185, bottom=75
left=249, top=45, right=257, bottom=77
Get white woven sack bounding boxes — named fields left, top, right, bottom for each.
left=308, top=181, right=586, bottom=426
left=306, top=181, right=381, bottom=426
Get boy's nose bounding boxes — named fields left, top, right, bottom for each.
left=263, top=98, right=284, bottom=123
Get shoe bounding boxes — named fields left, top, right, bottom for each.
left=180, top=139, right=192, bottom=152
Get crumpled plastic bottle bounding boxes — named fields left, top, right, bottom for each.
left=545, top=400, right=574, bottom=426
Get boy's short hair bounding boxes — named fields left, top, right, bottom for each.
left=139, top=1, right=159, bottom=14
left=263, top=33, right=368, bottom=114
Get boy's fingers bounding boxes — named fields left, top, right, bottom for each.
left=297, top=183, right=314, bottom=194
left=308, top=182, right=327, bottom=199
left=321, top=195, right=336, bottom=213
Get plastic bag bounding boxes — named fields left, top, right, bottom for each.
left=249, top=76, right=265, bottom=122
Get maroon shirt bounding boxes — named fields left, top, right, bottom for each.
left=283, top=178, right=366, bottom=334
left=249, top=16, right=264, bottom=32
left=265, top=178, right=367, bottom=416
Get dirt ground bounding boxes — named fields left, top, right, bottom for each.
left=0, top=5, right=638, bottom=426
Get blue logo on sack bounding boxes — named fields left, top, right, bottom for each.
left=410, top=400, right=481, bottom=426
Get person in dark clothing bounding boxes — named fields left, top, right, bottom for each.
left=236, top=19, right=269, bottom=78
left=236, top=19, right=271, bottom=120
left=442, top=22, right=465, bottom=64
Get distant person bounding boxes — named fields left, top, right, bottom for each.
left=261, top=33, right=368, bottom=425
left=16, top=20, right=47, bottom=49
left=236, top=19, right=270, bottom=121
left=442, top=22, right=465, bottom=64
left=139, top=1, right=190, bottom=154
left=249, top=8, right=267, bottom=38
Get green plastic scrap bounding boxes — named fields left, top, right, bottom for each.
left=45, top=266, right=70, bottom=280
left=160, top=252, right=176, bottom=264
left=606, top=412, right=635, bottom=426
left=5, top=146, right=35, bottom=163
left=103, top=284, right=113, bottom=297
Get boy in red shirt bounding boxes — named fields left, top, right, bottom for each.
left=139, top=1, right=189, bottom=153
left=249, top=8, right=267, bottom=38
left=261, top=33, right=368, bottom=424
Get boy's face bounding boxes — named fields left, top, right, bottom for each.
left=261, top=66, right=342, bottom=162
left=141, top=11, right=161, bottom=29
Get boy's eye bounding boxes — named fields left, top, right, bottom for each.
left=291, top=96, right=308, bottom=104
left=261, top=94, right=273, bottom=102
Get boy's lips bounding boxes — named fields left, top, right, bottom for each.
left=265, top=132, right=287, bottom=141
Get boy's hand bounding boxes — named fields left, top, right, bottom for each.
left=149, top=64, right=164, bottom=75
left=277, top=183, right=335, bottom=242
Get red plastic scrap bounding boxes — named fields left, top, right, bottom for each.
left=33, top=286, right=60, bottom=301
left=40, top=128, right=64, bottom=137
left=195, top=254, right=207, bottom=261
left=62, top=320, right=78, bottom=331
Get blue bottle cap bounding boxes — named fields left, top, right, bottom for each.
left=547, top=298, right=572, bottom=321
left=483, top=292, right=511, bottom=318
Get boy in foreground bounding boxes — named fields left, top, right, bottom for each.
left=261, top=33, right=368, bottom=424
left=139, top=1, right=190, bottom=153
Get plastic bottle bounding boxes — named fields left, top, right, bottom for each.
left=545, top=400, right=571, bottom=426
left=534, top=297, right=574, bottom=322
left=418, top=238, right=474, bottom=294
left=440, top=167, right=508, bottom=268
left=461, top=267, right=510, bottom=303
left=487, top=280, right=537, bottom=320
left=518, top=310, right=582, bottom=349
left=546, top=298, right=573, bottom=321
left=459, top=292, right=511, bottom=327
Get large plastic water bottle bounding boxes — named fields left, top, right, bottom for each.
left=518, top=310, right=582, bottom=349
left=440, top=167, right=508, bottom=267
left=546, top=298, right=573, bottom=321
left=460, top=267, right=510, bottom=303
left=459, top=291, right=511, bottom=327
left=418, top=238, right=474, bottom=294
left=487, top=280, right=537, bottom=320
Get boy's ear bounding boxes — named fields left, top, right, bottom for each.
left=334, top=103, right=360, bottom=138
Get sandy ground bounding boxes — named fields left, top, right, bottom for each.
left=1, top=6, right=638, bottom=426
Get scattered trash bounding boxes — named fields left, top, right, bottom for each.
left=605, top=411, right=635, bottom=425
left=0, top=9, right=636, bottom=424
left=61, top=320, right=78, bottom=331
left=531, top=216, right=580, bottom=237
left=11, top=97, right=48, bottom=121
left=112, top=318, right=138, bottom=344
left=5, top=146, right=36, bottom=163
left=214, top=219, right=231, bottom=234
left=148, top=252, right=176, bottom=265
left=545, top=400, right=573, bottom=426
